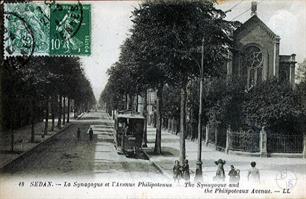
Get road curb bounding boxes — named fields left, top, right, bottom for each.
left=0, top=113, right=85, bottom=172
left=142, top=150, right=172, bottom=180
left=75, top=112, right=85, bottom=120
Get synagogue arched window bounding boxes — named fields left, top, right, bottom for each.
left=243, top=46, right=263, bottom=88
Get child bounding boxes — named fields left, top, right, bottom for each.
left=173, top=160, right=182, bottom=182
left=182, top=159, right=190, bottom=182
left=236, top=169, right=240, bottom=183
left=228, top=165, right=238, bottom=183
left=214, top=159, right=226, bottom=182
left=248, top=161, right=260, bottom=184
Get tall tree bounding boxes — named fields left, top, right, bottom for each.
left=130, top=0, right=237, bottom=156
left=2, top=55, right=95, bottom=143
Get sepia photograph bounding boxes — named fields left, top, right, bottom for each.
left=0, top=0, right=305, bottom=198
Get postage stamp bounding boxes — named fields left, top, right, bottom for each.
left=4, top=2, right=91, bottom=57
left=50, top=3, right=91, bottom=55
left=4, top=3, right=49, bottom=56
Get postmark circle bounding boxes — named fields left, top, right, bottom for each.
left=3, top=11, right=35, bottom=67
left=275, top=169, right=297, bottom=190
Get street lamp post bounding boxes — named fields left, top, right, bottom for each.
left=195, top=37, right=204, bottom=180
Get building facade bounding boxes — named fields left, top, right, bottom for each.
left=227, top=2, right=296, bottom=88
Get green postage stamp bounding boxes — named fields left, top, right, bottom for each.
left=4, top=2, right=91, bottom=57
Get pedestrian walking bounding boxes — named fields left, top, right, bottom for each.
left=89, top=127, right=94, bottom=141
left=248, top=161, right=260, bottom=184
left=213, top=159, right=226, bottom=182
left=173, top=160, right=182, bottom=182
left=77, top=128, right=81, bottom=141
left=182, top=159, right=190, bottom=182
left=228, top=165, right=238, bottom=183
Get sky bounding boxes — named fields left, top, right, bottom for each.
left=80, top=0, right=306, bottom=100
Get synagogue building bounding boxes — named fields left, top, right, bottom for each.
left=227, top=2, right=296, bottom=89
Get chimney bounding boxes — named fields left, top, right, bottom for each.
left=251, top=1, right=257, bottom=16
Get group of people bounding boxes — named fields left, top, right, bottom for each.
left=213, top=159, right=240, bottom=183
left=173, top=160, right=191, bottom=182
left=76, top=127, right=94, bottom=141
left=173, top=158, right=260, bottom=184
left=214, top=159, right=260, bottom=184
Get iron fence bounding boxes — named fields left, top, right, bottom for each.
left=207, top=126, right=304, bottom=154
left=228, top=131, right=260, bottom=152
left=267, top=134, right=303, bottom=153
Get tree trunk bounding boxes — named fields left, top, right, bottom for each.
left=215, top=125, right=218, bottom=150
left=176, top=118, right=180, bottom=135
left=126, top=94, right=129, bottom=110
left=10, top=112, right=14, bottom=151
left=51, top=96, right=55, bottom=131
left=57, top=95, right=62, bottom=128
left=62, top=97, right=66, bottom=126
left=30, top=99, right=35, bottom=143
left=154, top=87, right=163, bottom=154
left=44, top=97, right=49, bottom=136
left=10, top=104, right=15, bottom=151
left=179, top=85, right=187, bottom=163
left=130, top=95, right=134, bottom=111
left=74, top=101, right=77, bottom=118
left=142, top=91, right=148, bottom=147
left=171, top=118, right=174, bottom=133
left=17, top=106, right=21, bottom=128
left=10, top=129, right=14, bottom=152
left=174, top=118, right=177, bottom=134
left=136, top=95, right=138, bottom=112
left=67, top=97, right=70, bottom=123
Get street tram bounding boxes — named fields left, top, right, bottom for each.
left=114, top=111, right=144, bottom=157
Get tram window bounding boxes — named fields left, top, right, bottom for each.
left=118, top=120, right=127, bottom=129
left=136, top=122, right=142, bottom=132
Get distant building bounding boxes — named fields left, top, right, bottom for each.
left=146, top=89, right=157, bottom=126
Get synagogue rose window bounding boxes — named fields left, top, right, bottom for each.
left=243, top=46, right=263, bottom=88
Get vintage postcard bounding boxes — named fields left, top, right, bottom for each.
left=0, top=0, right=306, bottom=198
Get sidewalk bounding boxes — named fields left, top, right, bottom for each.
left=0, top=113, right=83, bottom=169
left=144, top=126, right=306, bottom=184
